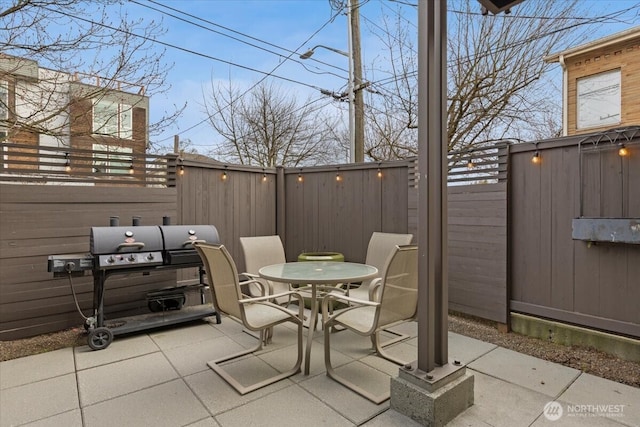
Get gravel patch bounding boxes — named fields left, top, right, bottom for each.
left=0, top=327, right=87, bottom=362
left=448, top=313, right=640, bottom=388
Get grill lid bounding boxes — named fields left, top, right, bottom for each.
left=90, top=226, right=164, bottom=255
left=159, top=225, right=220, bottom=251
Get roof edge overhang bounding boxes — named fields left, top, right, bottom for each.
left=544, top=26, right=640, bottom=64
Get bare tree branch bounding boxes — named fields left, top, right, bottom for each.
left=202, top=79, right=343, bottom=167
left=364, top=0, right=594, bottom=160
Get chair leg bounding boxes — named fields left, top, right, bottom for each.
left=372, top=328, right=409, bottom=349
left=208, top=320, right=303, bottom=395
left=324, top=322, right=390, bottom=404
left=372, top=332, right=409, bottom=366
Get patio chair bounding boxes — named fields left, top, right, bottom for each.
left=321, top=244, right=418, bottom=404
left=347, top=232, right=413, bottom=302
left=193, top=242, right=304, bottom=395
left=241, top=235, right=337, bottom=329
left=240, top=235, right=292, bottom=306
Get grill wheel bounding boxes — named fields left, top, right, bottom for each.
left=88, top=327, right=113, bottom=350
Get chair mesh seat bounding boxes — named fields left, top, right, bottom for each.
left=331, top=306, right=377, bottom=334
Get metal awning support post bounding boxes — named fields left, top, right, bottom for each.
left=419, top=0, right=448, bottom=373
left=389, top=0, right=474, bottom=423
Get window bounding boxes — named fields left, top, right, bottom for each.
left=93, top=100, right=133, bottom=139
left=576, top=69, right=621, bottom=129
left=0, top=80, right=8, bottom=138
left=93, top=143, right=133, bottom=174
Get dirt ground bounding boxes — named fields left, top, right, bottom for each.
left=1, top=313, right=638, bottom=388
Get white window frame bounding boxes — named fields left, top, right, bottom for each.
left=93, top=143, right=133, bottom=174
left=576, top=69, right=621, bottom=130
left=93, top=99, right=133, bottom=139
left=0, top=80, right=8, bottom=138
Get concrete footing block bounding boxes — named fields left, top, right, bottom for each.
left=390, top=369, right=474, bottom=426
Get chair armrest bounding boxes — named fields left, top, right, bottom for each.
left=239, top=278, right=268, bottom=297
left=322, top=294, right=380, bottom=319
left=239, top=290, right=302, bottom=304
left=239, top=291, right=304, bottom=319
left=368, top=278, right=383, bottom=301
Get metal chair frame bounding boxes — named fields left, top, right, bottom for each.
left=194, top=242, right=304, bottom=395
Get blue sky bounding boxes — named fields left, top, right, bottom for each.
left=121, top=0, right=640, bottom=153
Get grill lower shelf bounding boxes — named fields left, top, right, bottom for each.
left=104, top=304, right=218, bottom=336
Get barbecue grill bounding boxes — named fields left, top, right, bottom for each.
left=48, top=217, right=220, bottom=350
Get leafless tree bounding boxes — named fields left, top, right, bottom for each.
left=0, top=0, right=181, bottom=146
left=364, top=0, right=593, bottom=161
left=202, top=79, right=343, bottom=167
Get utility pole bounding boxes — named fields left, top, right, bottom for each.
left=348, top=0, right=365, bottom=162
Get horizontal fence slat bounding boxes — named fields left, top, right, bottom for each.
left=1, top=142, right=177, bottom=187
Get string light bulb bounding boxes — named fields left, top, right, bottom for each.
left=222, top=170, right=228, bottom=181
left=618, top=144, right=629, bottom=157
left=297, top=173, right=303, bottom=182
left=467, top=159, right=474, bottom=170
left=178, top=158, right=185, bottom=176
left=336, top=171, right=342, bottom=182
left=531, top=151, right=541, bottom=164
left=262, top=173, right=267, bottom=182
left=64, top=153, right=71, bottom=172
left=129, top=162, right=134, bottom=175
left=377, top=168, right=383, bottom=178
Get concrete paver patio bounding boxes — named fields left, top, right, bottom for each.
left=1, top=316, right=638, bottom=427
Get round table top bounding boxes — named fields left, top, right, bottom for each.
left=259, top=261, right=378, bottom=284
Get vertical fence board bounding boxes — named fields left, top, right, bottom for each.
left=510, top=150, right=541, bottom=304
left=550, top=146, right=577, bottom=311
left=581, top=150, right=602, bottom=217
left=600, top=150, right=624, bottom=217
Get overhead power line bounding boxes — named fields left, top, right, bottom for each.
left=134, top=0, right=349, bottom=77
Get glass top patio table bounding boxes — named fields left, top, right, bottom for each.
left=259, top=261, right=377, bottom=285
left=259, top=261, right=378, bottom=375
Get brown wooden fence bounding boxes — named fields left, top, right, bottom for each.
left=510, top=129, right=640, bottom=337
left=1, top=132, right=638, bottom=340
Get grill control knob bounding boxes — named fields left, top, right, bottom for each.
left=147, top=253, right=154, bottom=261
left=107, top=256, right=115, bottom=264
left=128, top=254, right=136, bottom=262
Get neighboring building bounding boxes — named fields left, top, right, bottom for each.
left=544, top=26, right=640, bottom=136
left=0, top=55, right=149, bottom=174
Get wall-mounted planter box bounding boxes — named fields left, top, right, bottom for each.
left=572, top=218, right=640, bottom=244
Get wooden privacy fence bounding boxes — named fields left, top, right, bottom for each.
left=280, top=161, right=413, bottom=263
left=175, top=159, right=414, bottom=272
left=510, top=129, right=640, bottom=337
left=0, top=140, right=515, bottom=339
left=175, top=159, right=278, bottom=275
left=2, top=132, right=638, bottom=341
